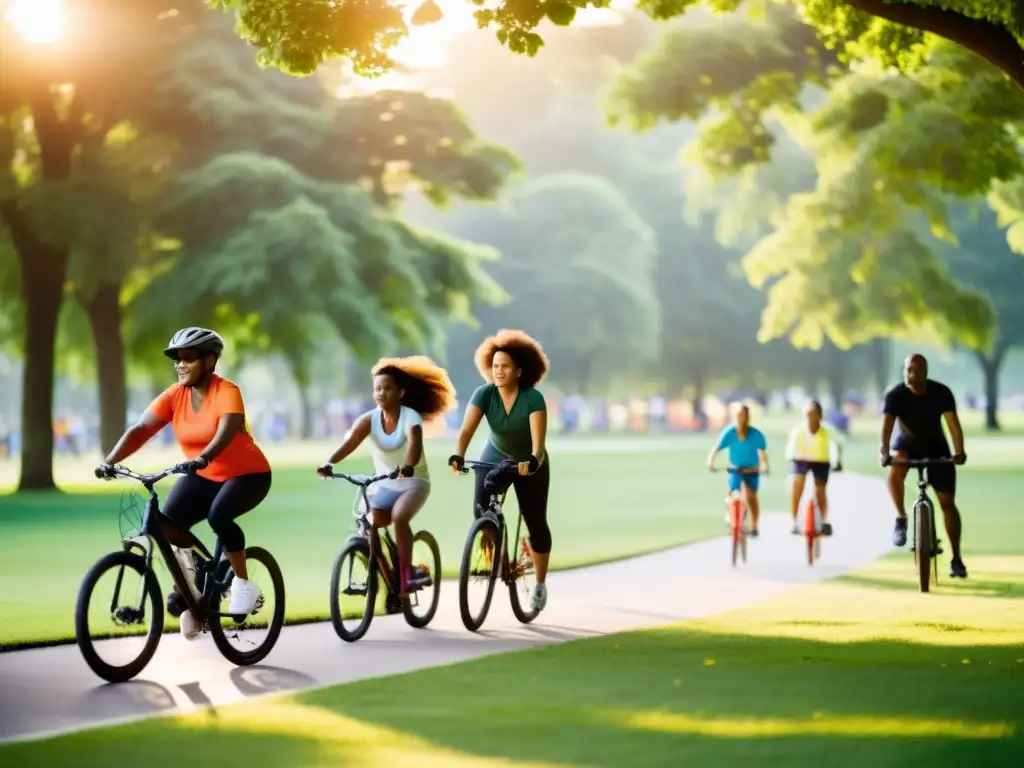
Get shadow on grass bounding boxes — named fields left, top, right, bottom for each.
left=839, top=572, right=1024, bottom=598
left=4, top=628, right=1022, bottom=766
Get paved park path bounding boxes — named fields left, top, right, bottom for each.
left=0, top=473, right=894, bottom=745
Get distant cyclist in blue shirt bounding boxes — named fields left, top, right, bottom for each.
left=707, top=404, right=769, bottom=536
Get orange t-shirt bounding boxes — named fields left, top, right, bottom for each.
left=147, top=374, right=270, bottom=482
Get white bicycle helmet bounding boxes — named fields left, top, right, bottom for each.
left=163, top=327, right=225, bottom=359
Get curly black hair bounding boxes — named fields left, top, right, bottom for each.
left=372, top=355, right=457, bottom=421
left=473, top=329, right=550, bottom=389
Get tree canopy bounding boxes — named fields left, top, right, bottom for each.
left=210, top=0, right=1024, bottom=89
left=1, top=5, right=518, bottom=485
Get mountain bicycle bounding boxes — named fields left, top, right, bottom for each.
left=75, top=464, right=285, bottom=683
left=884, top=456, right=954, bottom=593
left=457, top=460, right=540, bottom=632
left=325, top=470, right=441, bottom=642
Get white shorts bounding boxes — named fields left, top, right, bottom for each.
left=366, top=478, right=430, bottom=510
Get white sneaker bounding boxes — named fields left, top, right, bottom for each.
left=180, top=610, right=203, bottom=641
left=229, top=577, right=259, bottom=616
left=530, top=582, right=548, bottom=613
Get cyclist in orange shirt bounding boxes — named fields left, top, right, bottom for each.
left=97, top=327, right=272, bottom=640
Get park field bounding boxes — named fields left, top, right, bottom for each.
left=1, top=452, right=1021, bottom=765
left=0, top=415, right=1022, bottom=649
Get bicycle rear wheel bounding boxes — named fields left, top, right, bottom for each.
left=914, top=500, right=933, bottom=593
left=75, top=550, right=163, bottom=683
left=459, top=516, right=501, bottom=632
left=209, top=546, right=286, bottom=665
left=330, top=539, right=378, bottom=642
left=403, top=530, right=441, bottom=629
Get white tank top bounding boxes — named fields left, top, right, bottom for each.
left=366, top=405, right=430, bottom=484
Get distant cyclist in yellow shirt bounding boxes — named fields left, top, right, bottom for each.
left=786, top=399, right=843, bottom=536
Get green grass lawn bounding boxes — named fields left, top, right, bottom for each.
left=4, top=469, right=1022, bottom=766
left=0, top=417, right=1019, bottom=649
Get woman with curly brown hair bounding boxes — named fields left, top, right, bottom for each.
left=449, top=329, right=552, bottom=613
left=317, top=356, right=456, bottom=594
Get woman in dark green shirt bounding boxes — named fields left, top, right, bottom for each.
left=449, top=329, right=552, bottom=613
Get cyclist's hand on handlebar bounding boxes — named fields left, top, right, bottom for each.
left=880, top=450, right=892, bottom=468
left=517, top=455, right=540, bottom=476
left=95, top=463, right=116, bottom=480
left=707, top=464, right=717, bottom=473
left=393, top=464, right=415, bottom=479
left=954, top=452, right=967, bottom=466
left=183, top=457, right=209, bottom=475
left=448, top=454, right=465, bottom=474
left=316, top=462, right=333, bottom=479
left=834, top=461, right=843, bottom=473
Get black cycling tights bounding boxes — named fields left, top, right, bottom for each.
left=162, top=471, right=272, bottom=553
left=473, top=460, right=551, bottom=554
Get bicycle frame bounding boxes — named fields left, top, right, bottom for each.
left=888, top=457, right=953, bottom=589
left=463, top=460, right=528, bottom=584
left=114, top=465, right=242, bottom=621
left=724, top=467, right=752, bottom=530
left=329, top=470, right=412, bottom=601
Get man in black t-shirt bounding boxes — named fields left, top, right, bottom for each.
left=880, top=353, right=968, bottom=578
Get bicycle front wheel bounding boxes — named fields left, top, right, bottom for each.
left=459, top=516, right=501, bottom=632
left=914, top=500, right=933, bottom=593
left=75, top=550, right=164, bottom=683
left=209, top=546, right=286, bottom=665
left=330, top=538, right=378, bottom=642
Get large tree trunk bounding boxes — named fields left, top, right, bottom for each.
left=974, top=346, right=1007, bottom=432
left=575, top=355, right=592, bottom=397
left=83, top=284, right=127, bottom=455
left=823, top=342, right=847, bottom=409
left=16, top=246, right=67, bottom=490
left=284, top=351, right=313, bottom=439
left=690, top=365, right=708, bottom=432
left=868, top=337, right=892, bottom=396
left=3, top=93, right=76, bottom=490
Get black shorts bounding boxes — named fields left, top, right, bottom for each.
left=791, top=460, right=830, bottom=483
left=162, top=471, right=272, bottom=552
left=890, top=434, right=955, bottom=495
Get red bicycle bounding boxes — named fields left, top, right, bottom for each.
left=718, top=467, right=756, bottom=567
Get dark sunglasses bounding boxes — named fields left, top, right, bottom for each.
left=172, top=351, right=208, bottom=364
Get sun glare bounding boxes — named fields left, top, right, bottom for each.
left=4, top=0, right=66, bottom=44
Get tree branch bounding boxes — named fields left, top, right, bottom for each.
left=845, top=0, right=1024, bottom=88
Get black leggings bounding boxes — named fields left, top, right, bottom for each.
left=162, top=471, right=272, bottom=553
left=473, top=460, right=551, bottom=554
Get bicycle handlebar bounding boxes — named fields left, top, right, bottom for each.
left=109, top=464, right=187, bottom=486
left=458, top=459, right=508, bottom=474
left=326, top=470, right=397, bottom=487
left=885, top=456, right=956, bottom=468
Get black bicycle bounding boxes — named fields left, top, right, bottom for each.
left=885, top=456, right=954, bottom=593
left=457, top=460, right=540, bottom=632
left=75, top=464, right=286, bottom=683
left=326, top=470, right=442, bottom=642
